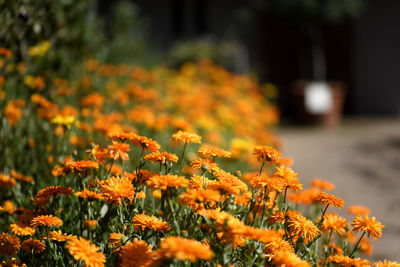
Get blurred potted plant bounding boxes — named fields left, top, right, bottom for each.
left=266, top=0, right=365, bottom=126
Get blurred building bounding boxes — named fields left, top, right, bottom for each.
left=100, top=0, right=400, bottom=118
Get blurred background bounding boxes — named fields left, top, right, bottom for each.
left=1, top=0, right=399, bottom=260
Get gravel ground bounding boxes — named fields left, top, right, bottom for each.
left=278, top=117, right=400, bottom=261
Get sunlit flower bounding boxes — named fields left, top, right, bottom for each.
left=352, top=215, right=384, bottom=240
left=317, top=192, right=345, bottom=209
left=22, top=239, right=45, bottom=253
left=0, top=233, right=20, bottom=256
left=146, top=174, right=188, bottom=190
left=198, top=144, right=231, bottom=158
left=0, top=257, right=27, bottom=267
left=0, top=200, right=14, bottom=213
left=172, top=130, right=202, bottom=144
left=28, top=41, right=51, bottom=57
left=65, top=237, right=105, bottom=267
left=327, top=255, right=370, bottom=267
left=374, top=260, right=400, bottom=267
left=63, top=160, right=99, bottom=174
left=30, top=215, right=62, bottom=228
left=179, top=189, right=220, bottom=205
left=10, top=221, right=36, bottom=236
left=130, top=135, right=160, bottom=151
left=109, top=233, right=125, bottom=253
left=209, top=169, right=248, bottom=195
left=271, top=251, right=310, bottom=267
left=253, top=145, right=281, bottom=164
left=98, top=176, right=135, bottom=205
left=144, top=151, right=178, bottom=164
left=248, top=174, right=285, bottom=192
left=108, top=132, right=136, bottom=141
left=190, top=158, right=219, bottom=173
left=51, top=114, right=77, bottom=128
left=120, top=239, right=154, bottom=267
left=287, top=212, right=320, bottom=243
left=36, top=186, right=74, bottom=199
left=264, top=235, right=294, bottom=256
left=158, top=236, right=213, bottom=262
left=108, top=141, right=130, bottom=161
left=319, top=213, right=348, bottom=236
left=0, top=174, right=16, bottom=187
left=84, top=220, right=98, bottom=229
left=47, top=230, right=73, bottom=242
left=133, top=214, right=171, bottom=232
left=9, top=170, right=34, bottom=183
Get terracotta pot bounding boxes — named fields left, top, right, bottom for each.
left=293, top=80, right=346, bottom=127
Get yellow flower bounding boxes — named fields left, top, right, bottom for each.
left=51, top=114, right=78, bottom=128
left=28, top=41, right=51, bottom=57
left=10, top=221, right=36, bottom=236
left=352, top=215, right=384, bottom=240
left=65, top=237, right=105, bottom=267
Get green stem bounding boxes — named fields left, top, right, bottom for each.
left=349, top=231, right=366, bottom=257
left=180, top=143, right=187, bottom=169
left=259, top=161, right=265, bottom=175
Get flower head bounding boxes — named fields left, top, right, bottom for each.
left=348, top=205, right=370, bottom=216
left=144, top=151, right=178, bottom=164
left=287, top=212, right=320, bottom=243
left=158, top=236, right=213, bottom=262
left=198, top=144, right=231, bottom=158
left=352, top=215, right=384, bottom=240
left=317, top=192, right=345, bottom=209
left=327, top=255, right=370, bottom=267
left=10, top=221, right=36, bottom=236
left=130, top=135, right=160, bottom=151
left=146, top=175, right=188, bottom=191
left=65, top=237, right=105, bottom=267
left=98, top=176, right=135, bottom=205
left=120, top=239, right=154, bottom=267
left=108, top=141, right=130, bottom=161
left=133, top=214, right=171, bottom=232
left=30, top=215, right=62, bottom=228
left=172, top=130, right=202, bottom=144
left=253, top=145, right=281, bottom=164
left=271, top=251, right=310, bottom=267
left=22, top=239, right=45, bottom=253
left=319, top=213, right=348, bottom=236
left=0, top=233, right=20, bottom=256
left=75, top=188, right=103, bottom=201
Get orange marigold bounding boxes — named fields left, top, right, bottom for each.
left=108, top=141, right=130, bottom=161
left=248, top=174, right=285, bottom=192
left=21, top=239, right=45, bottom=253
left=10, top=221, right=36, bottom=236
left=120, top=239, right=153, bottom=267
left=98, top=176, right=135, bottom=205
left=327, top=255, right=370, bottom=267
left=133, top=214, right=171, bottom=232
left=172, top=130, right=202, bottom=144
left=36, top=186, right=74, bottom=199
left=0, top=174, right=16, bottom=187
left=0, top=233, right=20, bottom=256
left=317, top=192, right=345, bottom=209
left=252, top=145, right=281, bottom=164
left=75, top=188, right=103, bottom=201
left=30, top=215, right=62, bottom=228
left=109, top=233, right=125, bottom=253
left=319, top=213, right=348, bottom=236
left=9, top=170, right=34, bottom=183
left=190, top=158, right=219, bottom=173
left=179, top=189, right=220, bottom=205
left=374, top=260, right=400, bottom=267
left=130, top=135, right=160, bottom=151
left=271, top=251, right=310, bottom=267
left=287, top=212, right=320, bottom=243
left=352, top=215, right=384, bottom=240
left=47, top=230, right=73, bottom=242
left=65, top=237, right=105, bottom=267
left=1, top=257, right=27, bottom=267
left=144, top=151, right=178, bottom=164
left=63, top=160, right=99, bottom=174
left=198, top=144, right=231, bottom=158
left=158, top=236, right=213, bottom=262
left=311, top=178, right=335, bottom=191
left=146, top=174, right=188, bottom=190
left=188, top=175, right=211, bottom=190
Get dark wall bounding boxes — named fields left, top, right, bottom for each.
left=354, top=0, right=400, bottom=115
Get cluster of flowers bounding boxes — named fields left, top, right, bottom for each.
left=0, top=46, right=396, bottom=266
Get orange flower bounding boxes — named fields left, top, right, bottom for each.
left=359, top=237, right=373, bottom=256
left=63, top=160, right=99, bottom=174
left=374, top=260, right=400, bottom=267
left=188, top=175, right=211, bottom=190
left=348, top=205, right=370, bottom=216
left=22, top=239, right=45, bottom=253
left=319, top=213, right=348, bottom=235
left=248, top=173, right=285, bottom=192
left=158, top=236, right=213, bottom=262
left=146, top=174, right=188, bottom=190
left=252, top=145, right=281, bottom=164
left=133, top=214, right=171, bottom=232
left=172, top=130, right=202, bottom=144
left=190, top=158, right=219, bottom=173
left=84, top=220, right=98, bottom=229
left=271, top=251, right=310, bottom=267
left=0, top=174, right=16, bottom=187
left=75, top=188, right=103, bottom=201
left=287, top=212, right=320, bottom=243
left=108, top=132, right=136, bottom=141
left=198, top=144, right=231, bottom=158
left=0, top=233, right=20, bottom=256
left=10, top=221, right=36, bottom=236
left=311, top=178, right=335, bottom=191
left=9, top=170, right=34, bottom=183
left=327, top=255, right=370, bottom=267
left=179, top=189, right=220, bottom=205
left=108, top=233, right=125, bottom=253
left=130, top=135, right=160, bottom=151
left=317, top=192, right=345, bottom=209
left=264, top=235, right=294, bottom=256
left=47, top=230, right=73, bottom=242
left=4, top=100, right=25, bottom=126
left=0, top=257, right=27, bottom=266
left=144, top=151, right=178, bottom=164
left=352, top=215, right=384, bottom=240
left=65, top=237, right=105, bottom=267
left=88, top=145, right=109, bottom=164
left=98, top=176, right=135, bottom=205
left=108, top=141, right=130, bottom=161
left=120, top=239, right=154, bottom=267
left=36, top=186, right=74, bottom=199
left=30, top=215, right=62, bottom=228
left=208, top=169, right=248, bottom=195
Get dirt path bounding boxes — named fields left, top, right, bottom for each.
left=278, top=118, right=400, bottom=261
